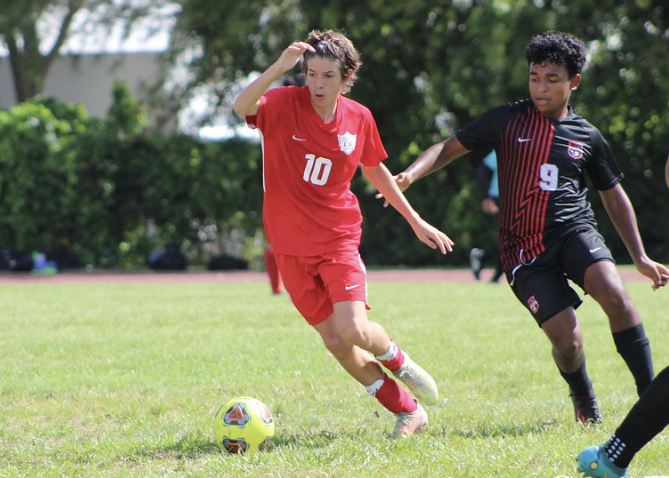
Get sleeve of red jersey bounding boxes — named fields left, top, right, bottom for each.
left=359, top=110, right=388, bottom=167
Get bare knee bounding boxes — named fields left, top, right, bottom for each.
left=552, top=335, right=583, bottom=358
left=549, top=333, right=585, bottom=373
left=597, top=284, right=632, bottom=309
left=542, top=309, right=584, bottom=367
left=321, top=333, right=354, bottom=360
left=595, top=287, right=641, bottom=331
left=339, top=321, right=370, bottom=346
left=585, top=263, right=637, bottom=318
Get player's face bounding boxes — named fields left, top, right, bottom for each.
left=528, top=61, right=581, bottom=120
left=305, top=57, right=349, bottom=109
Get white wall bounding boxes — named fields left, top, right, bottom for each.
left=0, top=52, right=161, bottom=118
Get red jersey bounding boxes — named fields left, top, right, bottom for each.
left=247, top=86, right=387, bottom=256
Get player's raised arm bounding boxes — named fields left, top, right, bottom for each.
left=234, top=42, right=315, bottom=117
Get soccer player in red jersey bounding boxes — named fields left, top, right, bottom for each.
left=392, top=31, right=669, bottom=425
left=234, top=30, right=454, bottom=439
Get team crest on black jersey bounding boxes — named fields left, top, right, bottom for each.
left=567, top=141, right=585, bottom=160
left=338, top=132, right=357, bottom=155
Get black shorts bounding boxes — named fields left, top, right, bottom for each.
left=506, top=227, right=615, bottom=327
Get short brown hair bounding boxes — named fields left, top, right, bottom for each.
left=301, top=30, right=361, bottom=94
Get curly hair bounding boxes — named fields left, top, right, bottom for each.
left=525, top=31, right=586, bottom=78
left=301, top=30, right=361, bottom=94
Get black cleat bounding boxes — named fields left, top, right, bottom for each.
left=570, top=389, right=602, bottom=425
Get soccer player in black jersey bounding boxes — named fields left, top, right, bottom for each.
left=576, top=153, right=669, bottom=478
left=394, top=31, right=669, bottom=424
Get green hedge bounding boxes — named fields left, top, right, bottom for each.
left=0, top=83, right=264, bottom=269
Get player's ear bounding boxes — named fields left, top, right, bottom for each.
left=570, top=74, right=582, bottom=91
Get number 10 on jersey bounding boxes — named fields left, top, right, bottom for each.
left=303, top=154, right=333, bottom=186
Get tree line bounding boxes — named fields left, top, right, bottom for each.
left=0, top=1, right=667, bottom=268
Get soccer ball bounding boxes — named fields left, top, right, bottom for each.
left=213, top=396, right=275, bottom=454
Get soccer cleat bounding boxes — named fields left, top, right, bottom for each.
left=392, top=354, right=439, bottom=406
left=577, top=445, right=628, bottom=477
left=570, top=389, right=602, bottom=425
left=392, top=403, right=428, bottom=439
left=469, top=248, right=483, bottom=281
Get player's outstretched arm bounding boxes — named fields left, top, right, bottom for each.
left=234, top=41, right=315, bottom=117
left=600, top=184, right=669, bottom=291
left=361, top=163, right=454, bottom=254
left=375, top=137, right=469, bottom=206
left=398, top=137, right=470, bottom=191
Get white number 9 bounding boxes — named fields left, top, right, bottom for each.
left=539, top=163, right=558, bottom=191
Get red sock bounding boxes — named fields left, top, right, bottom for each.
left=377, top=342, right=405, bottom=372
left=264, top=247, right=282, bottom=294
left=373, top=374, right=417, bottom=414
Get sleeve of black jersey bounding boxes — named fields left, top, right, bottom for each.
left=455, top=104, right=511, bottom=153
left=585, top=126, right=625, bottom=191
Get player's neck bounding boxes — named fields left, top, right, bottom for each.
left=538, top=105, right=571, bottom=121
left=312, top=101, right=337, bottom=123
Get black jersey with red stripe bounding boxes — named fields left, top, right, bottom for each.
left=456, top=99, right=624, bottom=272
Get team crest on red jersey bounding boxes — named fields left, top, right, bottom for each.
left=527, top=295, right=540, bottom=314
left=337, top=131, right=357, bottom=155
left=567, top=141, right=585, bottom=160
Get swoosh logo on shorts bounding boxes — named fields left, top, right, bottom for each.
left=589, top=247, right=602, bottom=253
left=345, top=284, right=360, bottom=291
left=292, top=135, right=307, bottom=141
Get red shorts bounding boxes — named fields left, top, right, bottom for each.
left=275, top=247, right=370, bottom=325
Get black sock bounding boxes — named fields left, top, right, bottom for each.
left=606, top=366, right=669, bottom=468
left=559, top=361, right=592, bottom=395
left=613, top=323, right=654, bottom=396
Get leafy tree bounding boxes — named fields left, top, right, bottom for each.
left=563, top=1, right=669, bottom=260
left=0, top=0, right=177, bottom=103
left=171, top=0, right=669, bottom=264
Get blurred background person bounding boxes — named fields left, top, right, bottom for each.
left=469, top=150, right=504, bottom=283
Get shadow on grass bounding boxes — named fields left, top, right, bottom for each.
left=134, top=428, right=349, bottom=461
left=134, top=434, right=220, bottom=460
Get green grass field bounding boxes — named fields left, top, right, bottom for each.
left=1, top=275, right=667, bottom=477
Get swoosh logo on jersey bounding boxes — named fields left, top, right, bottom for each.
left=292, top=135, right=307, bottom=141
left=344, top=284, right=360, bottom=291
left=589, top=247, right=602, bottom=253
left=517, top=138, right=532, bottom=143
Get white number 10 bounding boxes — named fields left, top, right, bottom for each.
left=539, top=163, right=558, bottom=191
left=303, top=154, right=332, bottom=186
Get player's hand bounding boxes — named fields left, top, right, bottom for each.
left=482, top=198, right=499, bottom=215
left=375, top=171, right=412, bottom=207
left=274, top=42, right=315, bottom=73
left=409, top=219, right=454, bottom=254
left=635, top=257, right=669, bottom=291
left=394, top=172, right=412, bottom=192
